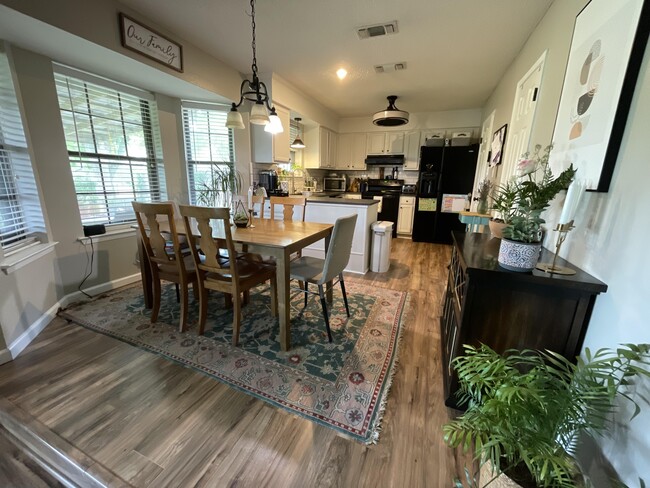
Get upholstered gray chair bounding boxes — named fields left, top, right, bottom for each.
left=289, top=214, right=358, bottom=342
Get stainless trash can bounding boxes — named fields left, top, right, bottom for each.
left=371, top=221, right=393, bottom=272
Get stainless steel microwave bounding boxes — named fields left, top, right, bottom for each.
left=324, top=176, right=347, bottom=192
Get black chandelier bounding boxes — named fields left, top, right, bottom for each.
left=225, top=0, right=283, bottom=133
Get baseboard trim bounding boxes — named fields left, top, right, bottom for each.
left=8, top=273, right=141, bottom=360
left=8, top=302, right=60, bottom=360
left=0, top=348, right=12, bottom=366
left=59, top=273, right=141, bottom=309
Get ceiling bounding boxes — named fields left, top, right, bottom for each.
left=121, top=0, right=553, bottom=117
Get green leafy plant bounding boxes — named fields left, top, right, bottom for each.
left=196, top=163, right=242, bottom=209
left=499, top=145, right=576, bottom=243
left=443, top=343, right=650, bottom=488
left=490, top=180, right=519, bottom=224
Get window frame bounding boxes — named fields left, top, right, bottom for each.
left=181, top=103, right=236, bottom=206
left=55, top=68, right=166, bottom=226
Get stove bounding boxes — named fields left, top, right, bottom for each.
left=361, top=179, right=403, bottom=237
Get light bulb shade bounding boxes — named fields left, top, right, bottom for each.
left=290, top=137, right=306, bottom=149
left=264, top=114, right=284, bottom=134
left=225, top=107, right=245, bottom=129
left=250, top=102, right=270, bottom=125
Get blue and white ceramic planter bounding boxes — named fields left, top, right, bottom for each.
left=498, top=238, right=542, bottom=272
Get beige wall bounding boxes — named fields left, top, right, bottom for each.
left=339, top=108, right=482, bottom=135
left=483, top=0, right=650, bottom=483
left=0, top=0, right=243, bottom=103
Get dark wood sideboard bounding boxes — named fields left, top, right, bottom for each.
left=441, top=232, right=608, bottom=409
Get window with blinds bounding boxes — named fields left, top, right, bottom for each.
left=55, top=69, right=166, bottom=225
left=181, top=104, right=235, bottom=206
left=0, top=51, right=46, bottom=251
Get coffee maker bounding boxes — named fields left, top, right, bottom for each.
left=258, top=170, right=278, bottom=194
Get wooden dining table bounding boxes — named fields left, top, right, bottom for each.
left=137, top=217, right=334, bottom=351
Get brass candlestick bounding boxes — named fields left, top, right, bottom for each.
left=535, top=221, right=576, bottom=275
left=248, top=209, right=255, bottom=228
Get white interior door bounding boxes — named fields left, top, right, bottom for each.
left=471, top=110, right=495, bottom=209
left=500, top=52, right=547, bottom=181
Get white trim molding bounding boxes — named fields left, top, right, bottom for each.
left=7, top=273, right=141, bottom=360
left=0, top=242, right=58, bottom=275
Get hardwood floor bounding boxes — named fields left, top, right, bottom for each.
left=0, top=238, right=469, bottom=487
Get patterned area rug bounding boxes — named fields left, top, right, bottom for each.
left=59, top=281, right=408, bottom=444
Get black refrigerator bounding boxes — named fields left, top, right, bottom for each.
left=412, top=144, right=479, bottom=244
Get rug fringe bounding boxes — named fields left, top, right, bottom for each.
left=364, top=291, right=411, bottom=445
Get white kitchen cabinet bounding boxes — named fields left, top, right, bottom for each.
left=304, top=126, right=336, bottom=169
left=366, top=132, right=386, bottom=155
left=273, top=105, right=291, bottom=163
left=250, top=104, right=291, bottom=163
left=403, top=131, right=421, bottom=171
left=329, top=131, right=338, bottom=169
left=365, top=131, right=404, bottom=155
left=337, top=133, right=367, bottom=170
left=385, top=132, right=404, bottom=154
left=397, top=195, right=415, bottom=235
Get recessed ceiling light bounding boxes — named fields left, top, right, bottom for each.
left=336, top=68, right=348, bottom=80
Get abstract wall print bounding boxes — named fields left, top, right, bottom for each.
left=490, top=124, right=507, bottom=167
left=550, top=0, right=649, bottom=192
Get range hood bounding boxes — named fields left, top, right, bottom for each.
left=365, top=154, right=404, bottom=165
left=372, top=95, right=409, bottom=127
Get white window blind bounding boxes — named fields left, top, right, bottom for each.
left=0, top=51, right=45, bottom=250
left=55, top=70, right=166, bottom=225
left=181, top=105, right=235, bottom=205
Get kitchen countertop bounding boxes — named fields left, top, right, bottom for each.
left=306, top=196, right=378, bottom=206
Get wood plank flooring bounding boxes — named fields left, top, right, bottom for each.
left=0, top=238, right=469, bottom=487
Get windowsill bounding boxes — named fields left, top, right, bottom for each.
left=77, top=227, right=136, bottom=245
left=0, top=242, right=58, bottom=275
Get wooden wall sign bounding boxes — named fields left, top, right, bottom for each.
left=119, top=13, right=183, bottom=72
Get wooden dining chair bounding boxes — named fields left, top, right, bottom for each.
left=179, top=204, right=278, bottom=344
left=289, top=214, right=357, bottom=342
left=252, top=194, right=266, bottom=219
left=270, top=196, right=307, bottom=221
left=132, top=201, right=197, bottom=332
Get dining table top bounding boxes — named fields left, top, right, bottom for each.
left=215, top=218, right=333, bottom=249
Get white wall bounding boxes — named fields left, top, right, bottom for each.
left=484, top=0, right=650, bottom=483
left=549, top=38, right=650, bottom=485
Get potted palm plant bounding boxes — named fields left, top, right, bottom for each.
left=497, top=145, right=575, bottom=272
left=443, top=343, right=650, bottom=488
left=488, top=181, right=518, bottom=239
left=196, top=163, right=243, bottom=210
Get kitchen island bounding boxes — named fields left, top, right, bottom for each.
left=303, top=197, right=379, bottom=274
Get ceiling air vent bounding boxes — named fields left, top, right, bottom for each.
left=357, top=21, right=399, bottom=40
left=374, top=62, right=407, bottom=74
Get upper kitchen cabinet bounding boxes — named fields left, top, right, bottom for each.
left=250, top=104, right=291, bottom=163
left=337, top=133, right=367, bottom=170
left=304, top=125, right=337, bottom=169
left=273, top=105, right=291, bottom=163
left=366, top=131, right=404, bottom=155
left=403, top=131, right=421, bottom=171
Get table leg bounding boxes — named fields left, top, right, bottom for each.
left=276, top=249, right=291, bottom=351
left=137, top=236, right=153, bottom=309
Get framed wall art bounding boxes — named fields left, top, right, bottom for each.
left=550, top=0, right=649, bottom=192
left=489, top=124, right=507, bottom=167
left=119, top=13, right=184, bottom=72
